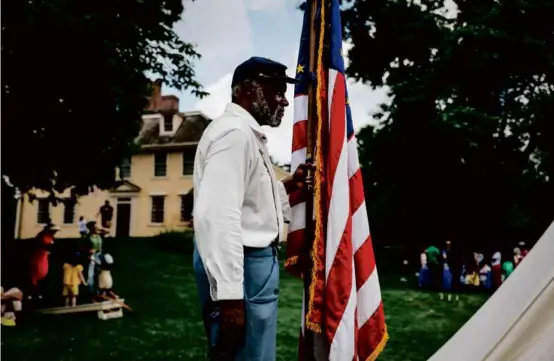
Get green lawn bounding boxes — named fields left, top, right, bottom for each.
left=1, top=237, right=486, bottom=361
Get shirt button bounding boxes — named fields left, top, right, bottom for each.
left=273, top=288, right=279, bottom=295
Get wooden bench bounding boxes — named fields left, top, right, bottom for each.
left=37, top=298, right=126, bottom=320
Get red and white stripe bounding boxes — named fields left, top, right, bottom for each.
left=289, top=69, right=387, bottom=361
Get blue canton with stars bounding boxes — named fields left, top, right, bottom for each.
left=294, top=0, right=355, bottom=139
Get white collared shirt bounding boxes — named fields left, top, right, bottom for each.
left=193, top=103, right=291, bottom=301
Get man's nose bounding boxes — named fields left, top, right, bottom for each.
left=281, top=97, right=289, bottom=107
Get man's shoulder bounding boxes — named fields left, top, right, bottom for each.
left=209, top=113, right=248, bottom=134
left=200, top=114, right=251, bottom=146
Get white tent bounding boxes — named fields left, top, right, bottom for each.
left=428, top=221, right=554, bottom=361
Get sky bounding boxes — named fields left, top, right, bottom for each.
left=168, top=0, right=390, bottom=164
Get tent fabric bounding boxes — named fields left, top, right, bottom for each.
left=428, top=221, right=554, bottom=361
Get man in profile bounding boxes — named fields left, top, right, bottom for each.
left=193, top=57, right=310, bottom=361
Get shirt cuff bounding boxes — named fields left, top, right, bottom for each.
left=213, top=281, right=244, bottom=301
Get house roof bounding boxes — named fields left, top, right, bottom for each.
left=137, top=111, right=211, bottom=150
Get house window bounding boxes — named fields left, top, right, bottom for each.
left=63, top=201, right=75, bottom=224
left=37, top=199, right=50, bottom=224
left=120, top=158, right=131, bottom=179
left=182, top=151, right=195, bottom=175
left=163, top=114, right=173, bottom=132
left=151, top=196, right=165, bottom=223
left=154, top=152, right=167, bottom=177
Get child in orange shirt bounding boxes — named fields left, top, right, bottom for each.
left=63, top=254, right=87, bottom=307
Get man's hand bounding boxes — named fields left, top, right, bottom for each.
left=282, top=163, right=315, bottom=194
left=211, top=299, right=246, bottom=360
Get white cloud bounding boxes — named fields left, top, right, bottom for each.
left=245, top=0, right=286, bottom=12
left=194, top=74, right=233, bottom=118
left=176, top=0, right=254, bottom=73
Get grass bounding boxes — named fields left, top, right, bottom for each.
left=1, top=237, right=487, bottom=361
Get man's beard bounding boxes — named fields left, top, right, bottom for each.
left=251, top=88, right=284, bottom=127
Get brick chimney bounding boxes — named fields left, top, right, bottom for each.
left=146, top=79, right=179, bottom=112
left=160, top=95, right=179, bottom=112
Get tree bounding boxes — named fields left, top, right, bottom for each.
left=2, top=0, right=207, bottom=200
left=342, top=0, right=554, bottom=250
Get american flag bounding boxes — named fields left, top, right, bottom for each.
left=285, top=0, right=388, bottom=360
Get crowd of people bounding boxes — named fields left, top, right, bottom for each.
left=68, top=215, right=118, bottom=307
left=418, top=240, right=530, bottom=299
left=1, top=217, right=117, bottom=326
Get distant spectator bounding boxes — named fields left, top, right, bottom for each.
left=418, top=251, right=430, bottom=288
left=479, top=261, right=492, bottom=290
left=62, top=253, right=87, bottom=307
left=491, top=252, right=503, bottom=289
left=519, top=241, right=529, bottom=258
left=441, top=262, right=453, bottom=300
left=513, top=247, right=523, bottom=267
left=86, top=221, right=103, bottom=253
left=98, top=201, right=114, bottom=229
left=501, top=260, right=515, bottom=282
left=462, top=252, right=482, bottom=288
left=474, top=252, right=484, bottom=266
left=78, top=216, right=88, bottom=237
left=425, top=246, right=441, bottom=291
left=441, top=240, right=460, bottom=301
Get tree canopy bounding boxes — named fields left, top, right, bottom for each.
left=342, top=0, right=554, bottom=249
left=2, top=0, right=206, bottom=199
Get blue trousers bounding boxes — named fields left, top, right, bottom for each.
left=193, top=241, right=280, bottom=361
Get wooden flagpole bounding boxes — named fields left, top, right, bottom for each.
left=303, top=0, right=319, bottom=358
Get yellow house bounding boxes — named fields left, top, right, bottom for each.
left=14, top=81, right=290, bottom=239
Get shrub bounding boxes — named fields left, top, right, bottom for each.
left=153, top=230, right=194, bottom=254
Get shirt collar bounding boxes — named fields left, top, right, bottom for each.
left=224, top=102, right=267, bottom=143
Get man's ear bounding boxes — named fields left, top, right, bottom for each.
left=243, top=79, right=257, bottom=96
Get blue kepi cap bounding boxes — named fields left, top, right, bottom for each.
left=231, top=57, right=297, bottom=87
